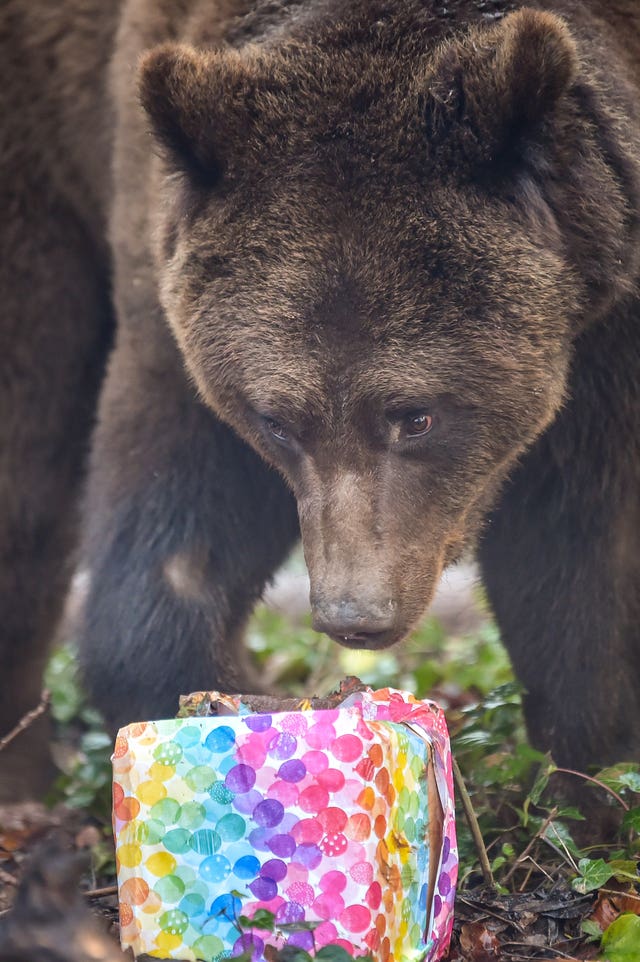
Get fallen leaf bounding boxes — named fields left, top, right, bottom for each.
left=459, top=921, right=501, bottom=960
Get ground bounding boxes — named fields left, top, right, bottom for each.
left=1, top=558, right=639, bottom=961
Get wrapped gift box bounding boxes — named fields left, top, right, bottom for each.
left=113, top=685, right=457, bottom=961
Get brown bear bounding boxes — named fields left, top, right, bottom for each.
left=1, top=0, right=639, bottom=799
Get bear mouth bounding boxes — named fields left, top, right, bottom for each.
left=328, top=629, right=399, bottom=651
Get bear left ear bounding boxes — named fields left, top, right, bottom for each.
left=138, top=43, right=258, bottom=188
left=426, top=8, right=578, bottom=170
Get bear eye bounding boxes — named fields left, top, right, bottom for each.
left=403, top=413, right=433, bottom=438
left=264, top=417, right=290, bottom=444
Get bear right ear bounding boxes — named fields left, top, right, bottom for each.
left=138, top=43, right=253, bottom=188
left=426, top=8, right=578, bottom=172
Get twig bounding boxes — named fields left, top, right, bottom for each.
left=452, top=756, right=495, bottom=889
left=457, top=894, right=525, bottom=933
left=84, top=884, right=119, bottom=899
left=0, top=690, right=51, bottom=753
left=554, top=767, right=629, bottom=811
left=0, top=867, right=18, bottom=887
left=503, top=807, right=558, bottom=885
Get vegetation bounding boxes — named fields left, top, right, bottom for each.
left=41, top=581, right=640, bottom=961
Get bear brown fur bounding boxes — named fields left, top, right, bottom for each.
left=1, top=0, right=639, bottom=798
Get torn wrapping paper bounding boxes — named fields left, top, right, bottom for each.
left=112, top=685, right=457, bottom=961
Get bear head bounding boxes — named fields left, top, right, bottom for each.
left=138, top=8, right=587, bottom=649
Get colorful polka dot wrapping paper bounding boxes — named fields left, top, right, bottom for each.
left=113, top=686, right=457, bottom=962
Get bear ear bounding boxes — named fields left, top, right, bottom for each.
left=138, top=43, right=251, bottom=188
left=426, top=8, right=578, bottom=171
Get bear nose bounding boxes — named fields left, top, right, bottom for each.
left=311, top=598, right=396, bottom=647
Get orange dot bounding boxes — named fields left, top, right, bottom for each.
left=120, top=876, right=150, bottom=906
left=128, top=722, right=148, bottom=738
left=345, top=812, right=371, bottom=842
left=385, top=784, right=396, bottom=807
left=113, top=783, right=125, bottom=808
left=381, top=937, right=391, bottom=962
left=374, top=814, right=387, bottom=839
left=375, top=768, right=390, bottom=793
left=115, top=796, right=141, bottom=822
left=358, top=786, right=375, bottom=811
left=384, top=888, right=395, bottom=912
left=388, top=865, right=402, bottom=893
left=368, top=745, right=383, bottom=767
left=376, top=913, right=386, bottom=937
left=119, top=901, right=134, bottom=927
left=113, top=736, right=129, bottom=759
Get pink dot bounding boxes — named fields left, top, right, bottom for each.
left=299, top=785, right=330, bottom=814
left=314, top=921, right=339, bottom=948
left=317, top=768, right=346, bottom=793
left=346, top=840, right=367, bottom=864
left=281, top=713, right=308, bottom=735
left=292, top=818, right=323, bottom=844
left=331, top=734, right=363, bottom=763
left=366, top=882, right=382, bottom=911
left=320, top=870, right=347, bottom=893
left=313, top=891, right=345, bottom=920
left=318, top=807, right=347, bottom=834
left=305, top=724, right=336, bottom=750
left=339, top=904, right=371, bottom=933
left=236, top=737, right=267, bottom=768
left=349, top=861, right=373, bottom=885
left=319, top=833, right=348, bottom=857
left=285, top=862, right=309, bottom=886
left=267, top=780, right=299, bottom=806
left=302, top=750, right=329, bottom=775
left=335, top=939, right=357, bottom=953
left=286, top=881, right=315, bottom=907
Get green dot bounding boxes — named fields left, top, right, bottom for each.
left=150, top=798, right=181, bottom=826
left=178, top=801, right=206, bottom=830
left=185, top=765, right=217, bottom=792
left=393, top=809, right=406, bottom=833
left=153, top=740, right=183, bottom=766
left=209, top=782, right=234, bottom=805
left=192, top=935, right=224, bottom=962
left=409, top=791, right=420, bottom=819
left=154, top=875, right=186, bottom=903
left=410, top=923, right=422, bottom=945
left=179, top=892, right=206, bottom=918
left=190, top=829, right=221, bottom=855
left=401, top=864, right=415, bottom=890
left=404, top=816, right=416, bottom=843
left=163, top=828, right=192, bottom=854
left=159, top=909, right=189, bottom=936
left=410, top=754, right=424, bottom=780
left=399, top=787, right=411, bottom=811
left=174, top=865, right=197, bottom=886
left=216, top=813, right=245, bottom=842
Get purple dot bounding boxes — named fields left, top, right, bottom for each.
left=249, top=876, right=278, bottom=901
left=295, top=843, right=322, bottom=869
left=433, top=894, right=443, bottom=918
left=276, top=901, right=305, bottom=925
left=269, top=732, right=298, bottom=760
left=253, top=799, right=284, bottom=828
left=267, top=834, right=297, bottom=858
left=279, top=760, right=306, bottom=783
left=438, top=872, right=451, bottom=896
left=225, top=764, right=256, bottom=794
left=233, top=934, right=264, bottom=962
left=442, top=837, right=450, bottom=863
left=280, top=813, right=299, bottom=833
left=288, top=930, right=314, bottom=950
left=249, top=827, right=274, bottom=851
left=261, top=858, right=287, bottom=882
left=244, top=715, right=273, bottom=732
left=232, top=789, right=262, bottom=815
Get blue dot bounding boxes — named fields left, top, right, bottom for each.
left=209, top=893, right=241, bottom=922
left=205, top=726, right=236, bottom=753
left=233, top=855, right=261, bottom=880
left=200, top=855, right=231, bottom=882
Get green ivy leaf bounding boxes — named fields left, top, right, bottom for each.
left=622, top=807, right=640, bottom=833
left=572, top=858, right=614, bottom=894
left=238, top=909, right=275, bottom=931
left=315, top=949, right=360, bottom=962
left=595, top=764, right=640, bottom=793
left=601, top=913, right=640, bottom=960
left=581, top=919, right=603, bottom=942
left=619, top=772, right=640, bottom=793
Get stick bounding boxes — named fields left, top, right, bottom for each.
left=502, top=807, right=558, bottom=885
left=0, top=867, right=18, bottom=887
left=84, top=884, right=119, bottom=899
left=0, top=690, right=51, bottom=753
left=452, top=756, right=495, bottom=889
